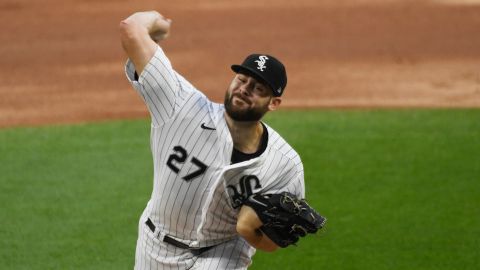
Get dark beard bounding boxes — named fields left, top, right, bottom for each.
left=224, top=92, right=268, bottom=122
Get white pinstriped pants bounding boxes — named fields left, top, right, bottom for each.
left=134, top=218, right=256, bottom=270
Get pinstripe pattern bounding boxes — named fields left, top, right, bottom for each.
left=125, top=46, right=305, bottom=269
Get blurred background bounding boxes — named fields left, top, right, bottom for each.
left=1, top=1, right=479, bottom=269
left=1, top=0, right=480, bottom=128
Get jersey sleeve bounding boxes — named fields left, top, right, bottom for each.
left=262, top=158, right=306, bottom=199
left=124, top=46, right=197, bottom=127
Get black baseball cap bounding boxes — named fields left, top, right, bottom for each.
left=231, top=54, right=287, bottom=97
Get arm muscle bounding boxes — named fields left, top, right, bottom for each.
left=236, top=205, right=279, bottom=252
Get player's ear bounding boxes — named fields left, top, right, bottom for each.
left=268, top=97, right=282, bottom=111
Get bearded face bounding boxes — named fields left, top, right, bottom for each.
left=224, top=73, right=281, bottom=122
left=224, top=89, right=271, bottom=122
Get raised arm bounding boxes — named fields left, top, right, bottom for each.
left=119, top=11, right=172, bottom=74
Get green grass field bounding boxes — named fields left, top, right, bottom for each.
left=1, top=110, right=479, bottom=269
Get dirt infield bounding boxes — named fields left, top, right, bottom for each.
left=1, top=0, right=480, bottom=127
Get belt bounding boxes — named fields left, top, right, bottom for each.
left=145, top=218, right=214, bottom=256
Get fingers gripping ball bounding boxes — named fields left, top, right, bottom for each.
left=243, top=192, right=326, bottom=248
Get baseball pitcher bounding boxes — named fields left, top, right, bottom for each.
left=119, top=10, right=326, bottom=270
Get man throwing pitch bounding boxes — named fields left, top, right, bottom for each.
left=120, top=10, right=326, bottom=270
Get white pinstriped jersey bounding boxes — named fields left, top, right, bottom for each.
left=125, top=46, right=305, bottom=250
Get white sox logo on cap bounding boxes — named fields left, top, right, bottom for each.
left=254, top=55, right=269, bottom=72
left=231, top=53, right=287, bottom=96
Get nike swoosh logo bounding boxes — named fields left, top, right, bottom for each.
left=200, top=123, right=216, bottom=130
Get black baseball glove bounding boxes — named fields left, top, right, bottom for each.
left=243, top=192, right=326, bottom=248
